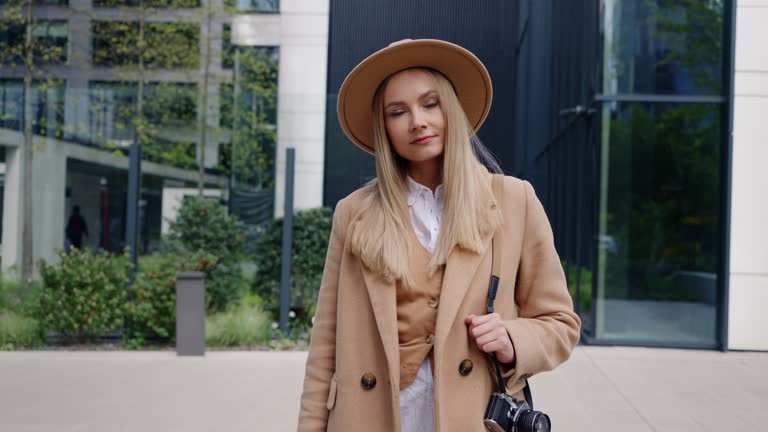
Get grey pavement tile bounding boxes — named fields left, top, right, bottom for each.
left=1, top=348, right=766, bottom=432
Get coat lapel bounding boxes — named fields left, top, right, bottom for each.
left=435, top=231, right=493, bottom=349
left=361, top=266, right=400, bottom=388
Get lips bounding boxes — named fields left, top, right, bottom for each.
left=411, top=135, right=436, bottom=145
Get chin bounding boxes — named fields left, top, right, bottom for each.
left=406, top=144, right=444, bottom=162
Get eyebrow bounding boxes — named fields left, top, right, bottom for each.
left=384, top=90, right=438, bottom=110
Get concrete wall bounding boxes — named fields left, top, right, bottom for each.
left=728, top=0, right=768, bottom=350
left=274, top=0, right=329, bottom=217
left=233, top=0, right=329, bottom=217
left=1, top=147, right=24, bottom=273
left=1, top=139, right=67, bottom=275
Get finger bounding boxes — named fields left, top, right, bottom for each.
left=480, top=339, right=509, bottom=354
left=474, top=332, right=500, bottom=347
left=470, top=313, right=498, bottom=327
left=474, top=327, right=511, bottom=348
left=470, top=316, right=504, bottom=337
left=470, top=318, right=502, bottom=339
left=465, top=314, right=476, bottom=325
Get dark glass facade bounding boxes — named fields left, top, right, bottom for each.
left=595, top=102, right=721, bottom=344
left=325, top=0, right=731, bottom=349
left=591, top=0, right=727, bottom=347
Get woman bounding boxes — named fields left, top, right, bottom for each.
left=298, top=39, right=580, bottom=432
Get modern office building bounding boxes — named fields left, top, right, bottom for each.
left=323, top=0, right=766, bottom=352
left=0, top=0, right=329, bottom=267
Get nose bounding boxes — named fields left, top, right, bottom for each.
left=409, top=110, right=427, bottom=131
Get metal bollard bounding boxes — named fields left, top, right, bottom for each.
left=176, top=272, right=206, bottom=356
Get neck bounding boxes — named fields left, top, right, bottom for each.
left=408, top=157, right=443, bottom=192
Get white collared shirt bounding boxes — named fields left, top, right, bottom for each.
left=406, top=176, right=444, bottom=254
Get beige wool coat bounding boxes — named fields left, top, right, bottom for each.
left=297, top=173, right=581, bottom=432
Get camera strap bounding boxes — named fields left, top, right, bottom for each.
left=488, top=174, right=534, bottom=409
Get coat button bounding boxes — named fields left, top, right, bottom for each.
left=361, top=372, right=377, bottom=390
left=427, top=297, right=439, bottom=308
left=459, top=359, right=474, bottom=376
left=426, top=333, right=435, bottom=344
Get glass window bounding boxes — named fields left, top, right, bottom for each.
left=92, top=21, right=200, bottom=69
left=0, top=20, right=25, bottom=66
left=594, top=101, right=722, bottom=345
left=224, top=0, right=278, bottom=13
left=32, top=20, right=68, bottom=64
left=0, top=79, right=24, bottom=130
left=222, top=23, right=234, bottom=69
left=88, top=81, right=137, bottom=145
left=0, top=79, right=65, bottom=137
left=221, top=46, right=278, bottom=197
left=0, top=0, right=69, bottom=5
left=601, top=0, right=723, bottom=96
left=93, top=0, right=200, bottom=8
left=87, top=81, right=199, bottom=169
left=0, top=19, right=67, bottom=65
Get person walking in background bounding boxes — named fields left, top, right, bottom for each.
left=66, top=205, right=89, bottom=250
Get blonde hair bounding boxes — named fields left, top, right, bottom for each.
left=347, top=67, right=503, bottom=288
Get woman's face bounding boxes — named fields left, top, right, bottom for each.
left=382, top=69, right=446, bottom=165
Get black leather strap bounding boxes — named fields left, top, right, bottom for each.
left=489, top=174, right=534, bottom=409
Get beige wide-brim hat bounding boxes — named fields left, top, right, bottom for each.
left=337, top=38, right=493, bottom=155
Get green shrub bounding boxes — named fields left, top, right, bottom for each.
left=563, top=261, right=592, bottom=313
left=252, top=207, right=332, bottom=318
left=0, top=272, right=43, bottom=319
left=39, top=249, right=131, bottom=343
left=167, top=195, right=246, bottom=262
left=205, top=260, right=249, bottom=313
left=206, top=294, right=271, bottom=346
left=127, top=251, right=217, bottom=341
left=0, top=311, right=44, bottom=350
left=165, top=196, right=248, bottom=310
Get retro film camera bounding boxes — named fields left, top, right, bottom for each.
left=484, top=391, right=551, bottom=432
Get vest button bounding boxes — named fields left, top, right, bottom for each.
left=427, top=297, right=439, bottom=308
left=459, top=359, right=474, bottom=376
left=361, top=372, right=377, bottom=390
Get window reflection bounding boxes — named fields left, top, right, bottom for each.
left=0, top=19, right=68, bottom=65
left=0, top=79, right=65, bottom=137
left=595, top=101, right=721, bottom=345
left=224, top=0, right=278, bottom=13
left=601, top=0, right=723, bottom=95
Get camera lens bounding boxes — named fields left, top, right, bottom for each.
left=517, top=410, right=551, bottom=432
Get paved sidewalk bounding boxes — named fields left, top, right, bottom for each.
left=0, top=346, right=766, bottom=431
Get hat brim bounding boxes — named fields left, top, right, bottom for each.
left=337, top=39, right=493, bottom=155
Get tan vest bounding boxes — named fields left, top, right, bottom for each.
left=396, top=228, right=444, bottom=390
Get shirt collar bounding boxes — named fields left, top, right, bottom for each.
left=405, top=175, right=443, bottom=207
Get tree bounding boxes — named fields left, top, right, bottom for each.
left=89, top=1, right=202, bottom=169
left=0, top=0, right=70, bottom=281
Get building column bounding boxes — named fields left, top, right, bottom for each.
left=0, top=139, right=67, bottom=276
left=2, top=146, right=23, bottom=273
left=273, top=0, right=330, bottom=217
left=32, top=139, right=68, bottom=267
left=728, top=0, right=768, bottom=351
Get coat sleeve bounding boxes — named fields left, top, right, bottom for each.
left=297, top=198, right=350, bottom=431
left=501, top=179, right=581, bottom=389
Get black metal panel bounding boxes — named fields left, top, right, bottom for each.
left=514, top=0, right=600, bottom=267
left=324, top=0, right=519, bottom=207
